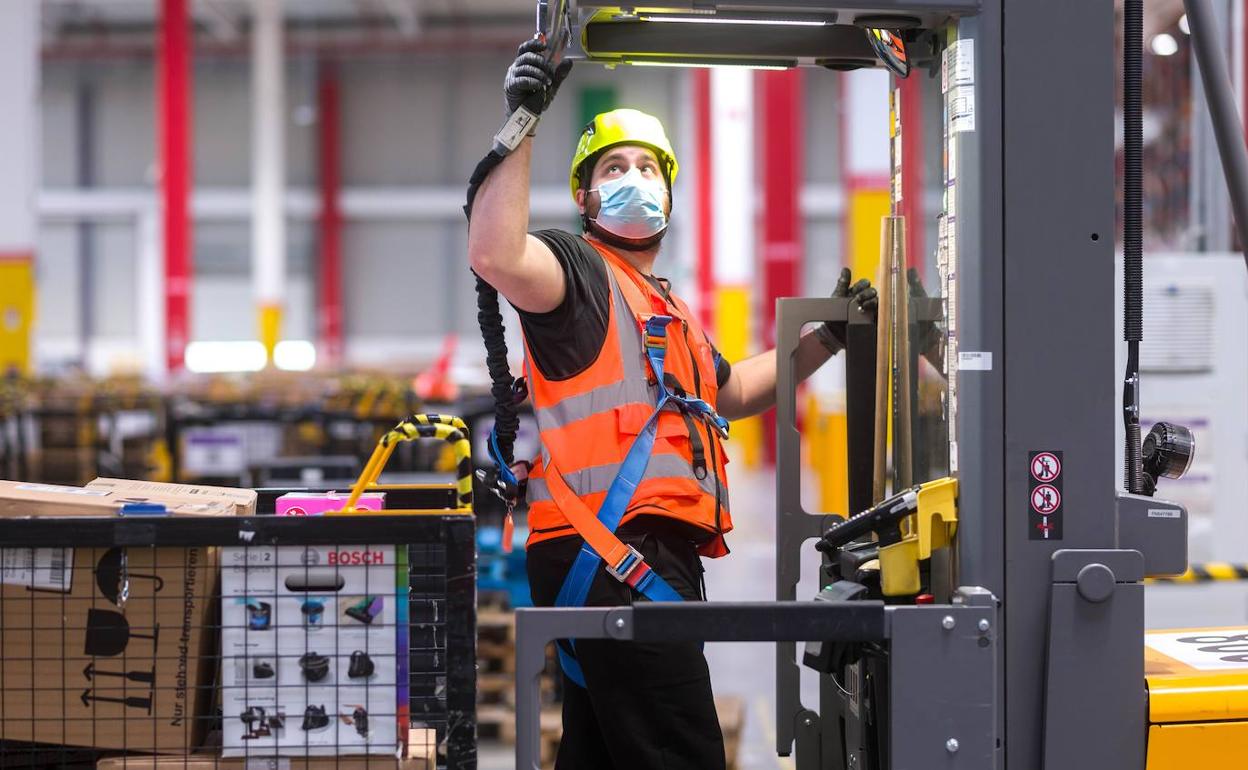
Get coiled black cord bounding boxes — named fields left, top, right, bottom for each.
left=475, top=274, right=519, bottom=467
left=465, top=154, right=518, bottom=470
left=1123, top=0, right=1144, bottom=494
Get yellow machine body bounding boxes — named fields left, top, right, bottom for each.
left=879, top=477, right=958, bottom=596
left=1145, top=626, right=1248, bottom=768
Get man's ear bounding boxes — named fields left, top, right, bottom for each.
left=575, top=188, right=587, bottom=215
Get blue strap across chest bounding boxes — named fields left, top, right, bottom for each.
left=552, top=315, right=728, bottom=687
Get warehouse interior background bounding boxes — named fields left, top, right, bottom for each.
left=2, top=1, right=1248, bottom=768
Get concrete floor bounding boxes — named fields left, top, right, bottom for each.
left=478, top=467, right=1248, bottom=769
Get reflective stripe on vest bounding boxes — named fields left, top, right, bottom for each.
left=532, top=377, right=656, bottom=435
left=527, top=452, right=728, bottom=507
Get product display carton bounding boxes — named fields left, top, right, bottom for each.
left=0, top=480, right=234, bottom=518
left=276, top=491, right=385, bottom=516
left=220, top=544, right=406, bottom=758
left=88, top=478, right=259, bottom=516
left=0, top=544, right=218, bottom=753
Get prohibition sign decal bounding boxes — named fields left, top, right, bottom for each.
left=1031, top=452, right=1061, bottom=482
left=1031, top=484, right=1061, bottom=514
left=1028, top=450, right=1064, bottom=540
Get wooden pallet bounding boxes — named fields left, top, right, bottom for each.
left=478, top=671, right=557, bottom=707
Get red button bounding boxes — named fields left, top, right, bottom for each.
left=915, top=593, right=935, bottom=605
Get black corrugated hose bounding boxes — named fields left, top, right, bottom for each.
left=1123, top=0, right=1145, bottom=494
left=465, top=160, right=519, bottom=471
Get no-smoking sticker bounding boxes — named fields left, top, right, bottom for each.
left=1028, top=450, right=1063, bottom=540
left=1031, top=452, right=1061, bottom=482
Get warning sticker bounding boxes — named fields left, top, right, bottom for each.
left=1028, top=451, right=1064, bottom=540
left=1031, top=452, right=1061, bottom=482
left=949, top=85, right=976, bottom=134
left=1147, top=629, right=1248, bottom=671
left=1, top=547, right=73, bottom=591
left=1031, top=484, right=1061, bottom=513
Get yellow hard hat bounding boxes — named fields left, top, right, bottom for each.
left=568, top=108, right=679, bottom=201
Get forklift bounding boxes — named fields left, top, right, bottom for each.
left=503, top=0, right=1248, bottom=767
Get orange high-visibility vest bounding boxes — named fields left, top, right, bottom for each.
left=524, top=238, right=732, bottom=558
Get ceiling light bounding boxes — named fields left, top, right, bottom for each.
left=274, top=340, right=317, bottom=372
left=640, top=14, right=830, bottom=27
left=626, top=57, right=794, bottom=71
left=1150, top=33, right=1179, bottom=56
left=185, top=341, right=267, bottom=374
left=1179, top=14, right=1190, bottom=35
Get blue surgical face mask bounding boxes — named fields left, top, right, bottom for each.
left=589, top=167, right=668, bottom=240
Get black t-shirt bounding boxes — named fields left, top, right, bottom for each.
left=517, top=229, right=732, bottom=386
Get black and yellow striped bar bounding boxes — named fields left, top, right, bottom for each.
left=1148, top=563, right=1248, bottom=584
left=338, top=413, right=474, bottom=513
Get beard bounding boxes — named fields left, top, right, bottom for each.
left=584, top=217, right=668, bottom=251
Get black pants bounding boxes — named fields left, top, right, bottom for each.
left=526, top=516, right=726, bottom=770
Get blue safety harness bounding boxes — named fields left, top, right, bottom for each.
left=551, top=315, right=729, bottom=688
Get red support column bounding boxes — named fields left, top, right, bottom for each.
left=899, top=75, right=925, bottom=277
left=758, top=69, right=805, bottom=462
left=693, top=69, right=713, bottom=329
left=317, top=63, right=344, bottom=366
left=158, top=0, right=192, bottom=373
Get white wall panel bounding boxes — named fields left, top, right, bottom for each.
left=93, top=64, right=155, bottom=187
left=342, top=220, right=448, bottom=336
left=341, top=59, right=454, bottom=186
left=41, top=69, right=78, bottom=188
left=35, top=223, right=81, bottom=341
left=90, top=222, right=138, bottom=337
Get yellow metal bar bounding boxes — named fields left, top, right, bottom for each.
left=806, top=394, right=849, bottom=516
left=715, top=284, right=761, bottom=468
left=259, top=302, right=282, bottom=365
left=338, top=414, right=473, bottom=514
left=848, top=189, right=891, bottom=287
left=0, top=255, right=34, bottom=375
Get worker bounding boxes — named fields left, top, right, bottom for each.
left=467, top=40, right=878, bottom=769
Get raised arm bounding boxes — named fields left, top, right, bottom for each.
left=466, top=40, right=573, bottom=314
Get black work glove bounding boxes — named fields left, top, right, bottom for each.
left=503, top=38, right=574, bottom=118
left=815, top=268, right=879, bottom=354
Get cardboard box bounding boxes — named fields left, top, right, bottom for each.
left=220, top=545, right=405, bottom=758
left=0, top=544, right=218, bottom=753
left=96, top=744, right=435, bottom=769
left=89, top=478, right=259, bottom=516
left=276, top=491, right=385, bottom=517
left=0, top=480, right=235, bottom=517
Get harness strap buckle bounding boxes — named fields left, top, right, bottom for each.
left=605, top=544, right=647, bottom=584
left=642, top=315, right=673, bottom=349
